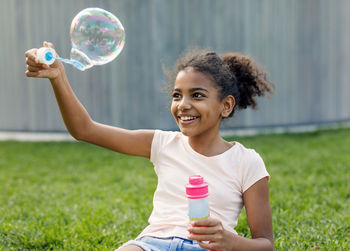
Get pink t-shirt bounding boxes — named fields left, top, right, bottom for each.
left=137, top=130, right=270, bottom=239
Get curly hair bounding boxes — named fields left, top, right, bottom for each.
left=165, top=49, right=274, bottom=117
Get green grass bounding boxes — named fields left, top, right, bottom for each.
left=0, top=128, right=349, bottom=250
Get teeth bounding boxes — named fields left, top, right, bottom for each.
left=181, top=116, right=196, bottom=121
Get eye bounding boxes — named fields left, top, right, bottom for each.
left=172, top=92, right=182, bottom=99
left=193, top=92, right=205, bottom=98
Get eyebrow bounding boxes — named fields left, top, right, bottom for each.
left=172, top=87, right=209, bottom=92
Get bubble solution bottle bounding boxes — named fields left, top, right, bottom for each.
left=186, top=175, right=209, bottom=221
left=186, top=176, right=220, bottom=251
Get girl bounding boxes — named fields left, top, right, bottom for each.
left=25, top=42, right=274, bottom=251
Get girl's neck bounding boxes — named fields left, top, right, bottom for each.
left=187, top=132, right=232, bottom=157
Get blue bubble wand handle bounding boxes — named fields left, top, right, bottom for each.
left=37, top=47, right=85, bottom=70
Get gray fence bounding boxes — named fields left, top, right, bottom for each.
left=0, top=0, right=349, bottom=133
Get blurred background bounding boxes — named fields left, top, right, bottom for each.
left=0, top=0, right=349, bottom=137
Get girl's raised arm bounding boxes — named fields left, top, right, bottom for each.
left=25, top=42, right=154, bottom=158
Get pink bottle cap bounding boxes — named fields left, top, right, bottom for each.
left=186, top=175, right=209, bottom=199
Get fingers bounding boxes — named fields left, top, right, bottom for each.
left=25, top=48, right=39, bottom=64
left=26, top=62, right=49, bottom=71
left=43, top=41, right=55, bottom=49
left=27, top=65, right=41, bottom=72
left=25, top=55, right=50, bottom=78
left=25, top=51, right=42, bottom=79
left=26, top=56, right=40, bottom=67
left=25, top=51, right=44, bottom=72
left=25, top=68, right=53, bottom=78
left=191, top=217, right=220, bottom=227
left=197, top=240, right=221, bottom=251
left=189, top=232, right=223, bottom=241
left=190, top=234, right=224, bottom=251
left=188, top=225, right=222, bottom=235
left=188, top=217, right=225, bottom=250
left=25, top=63, right=45, bottom=77
left=189, top=217, right=223, bottom=235
left=25, top=70, right=40, bottom=78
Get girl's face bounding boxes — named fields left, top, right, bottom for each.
left=171, top=68, right=231, bottom=138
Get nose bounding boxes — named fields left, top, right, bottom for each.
left=178, top=96, right=191, bottom=111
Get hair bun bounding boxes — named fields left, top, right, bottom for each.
left=222, top=53, right=274, bottom=109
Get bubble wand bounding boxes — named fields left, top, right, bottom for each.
left=37, top=47, right=85, bottom=69
left=37, top=8, right=125, bottom=71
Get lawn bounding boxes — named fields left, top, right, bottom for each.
left=0, top=128, right=349, bottom=250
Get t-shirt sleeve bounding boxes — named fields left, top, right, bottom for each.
left=150, top=130, right=178, bottom=165
left=150, top=129, right=162, bottom=164
left=241, top=150, right=270, bottom=193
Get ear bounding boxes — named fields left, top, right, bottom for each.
left=221, top=95, right=235, bottom=118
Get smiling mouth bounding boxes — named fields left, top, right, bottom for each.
left=178, top=116, right=199, bottom=123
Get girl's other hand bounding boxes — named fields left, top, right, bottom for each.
left=188, top=217, right=232, bottom=251
left=25, top=41, right=64, bottom=80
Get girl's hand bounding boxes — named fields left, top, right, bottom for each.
left=25, top=41, right=64, bottom=80
left=188, top=217, right=233, bottom=251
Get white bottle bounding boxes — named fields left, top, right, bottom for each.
left=37, top=47, right=56, bottom=65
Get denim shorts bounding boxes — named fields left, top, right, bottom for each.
left=116, top=236, right=208, bottom=251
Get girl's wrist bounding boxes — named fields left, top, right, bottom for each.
left=49, top=67, right=66, bottom=86
left=50, top=64, right=65, bottom=80
left=223, top=232, right=274, bottom=251
left=222, top=229, right=237, bottom=251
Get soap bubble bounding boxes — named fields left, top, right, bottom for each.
left=70, top=8, right=125, bottom=70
